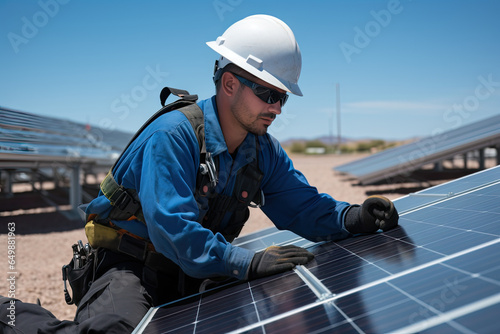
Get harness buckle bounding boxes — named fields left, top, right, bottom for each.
left=249, top=189, right=265, bottom=208
left=114, top=189, right=141, bottom=216
left=200, top=152, right=218, bottom=188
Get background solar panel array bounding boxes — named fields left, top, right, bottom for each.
left=0, top=106, right=132, bottom=166
left=133, top=165, right=500, bottom=333
left=333, top=114, right=500, bottom=185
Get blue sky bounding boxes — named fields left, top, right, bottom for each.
left=1, top=0, right=499, bottom=142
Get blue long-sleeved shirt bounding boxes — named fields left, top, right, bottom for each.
left=86, top=96, right=351, bottom=280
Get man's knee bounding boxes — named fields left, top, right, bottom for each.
left=0, top=296, right=135, bottom=334
left=0, top=297, right=64, bottom=333
left=0, top=297, right=18, bottom=332
left=75, top=268, right=152, bottom=328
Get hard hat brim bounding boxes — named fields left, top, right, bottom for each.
left=206, top=40, right=303, bottom=97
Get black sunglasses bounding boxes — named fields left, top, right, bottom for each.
left=232, top=73, right=289, bottom=107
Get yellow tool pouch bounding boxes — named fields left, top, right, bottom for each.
left=84, top=219, right=177, bottom=276
left=85, top=220, right=154, bottom=261
left=85, top=220, right=122, bottom=250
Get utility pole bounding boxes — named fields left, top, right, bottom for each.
left=329, top=101, right=333, bottom=153
left=336, top=83, right=341, bottom=154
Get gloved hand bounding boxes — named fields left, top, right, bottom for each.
left=344, top=195, right=399, bottom=234
left=248, top=245, right=314, bottom=280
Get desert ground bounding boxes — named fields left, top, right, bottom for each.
left=0, top=153, right=491, bottom=321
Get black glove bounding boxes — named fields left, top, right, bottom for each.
left=345, top=195, right=399, bottom=234
left=248, top=245, right=314, bottom=280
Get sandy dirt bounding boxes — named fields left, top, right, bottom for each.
left=0, top=153, right=490, bottom=321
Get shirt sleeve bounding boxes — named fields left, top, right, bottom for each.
left=118, top=116, right=253, bottom=280
left=258, top=135, right=352, bottom=242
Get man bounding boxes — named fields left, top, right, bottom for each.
left=0, top=14, right=398, bottom=333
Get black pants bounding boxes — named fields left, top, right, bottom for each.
left=0, top=249, right=193, bottom=334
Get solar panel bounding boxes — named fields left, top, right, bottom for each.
left=133, top=165, right=500, bottom=333
left=334, top=114, right=500, bottom=184
left=0, top=106, right=132, bottom=167
left=394, top=163, right=500, bottom=213
left=0, top=106, right=134, bottom=209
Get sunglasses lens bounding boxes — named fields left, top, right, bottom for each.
left=253, top=85, right=288, bottom=106
left=253, top=85, right=271, bottom=98
left=266, top=90, right=288, bottom=107
left=234, top=74, right=288, bottom=106
left=280, top=94, right=289, bottom=106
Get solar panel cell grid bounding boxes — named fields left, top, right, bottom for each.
left=262, top=303, right=347, bottom=334
left=134, top=167, right=500, bottom=334
left=422, top=166, right=500, bottom=194
left=143, top=273, right=318, bottom=334
left=233, top=228, right=313, bottom=251
left=393, top=164, right=500, bottom=214
left=454, top=303, right=500, bottom=334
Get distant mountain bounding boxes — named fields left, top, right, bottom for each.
left=280, top=136, right=345, bottom=147
left=280, top=135, right=413, bottom=147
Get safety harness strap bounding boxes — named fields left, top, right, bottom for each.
left=109, top=88, right=200, bottom=172
left=100, top=171, right=146, bottom=223
left=179, top=103, right=207, bottom=157
left=100, top=89, right=205, bottom=224
left=160, top=87, right=197, bottom=107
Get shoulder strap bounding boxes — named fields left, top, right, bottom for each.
left=100, top=87, right=207, bottom=224
left=101, top=170, right=145, bottom=223
left=110, top=88, right=199, bottom=171
left=178, top=103, right=206, bottom=156
left=160, top=87, right=197, bottom=107
left=178, top=104, right=218, bottom=189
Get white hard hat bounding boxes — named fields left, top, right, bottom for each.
left=207, top=14, right=303, bottom=96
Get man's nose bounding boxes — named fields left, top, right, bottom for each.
left=269, top=101, right=282, bottom=115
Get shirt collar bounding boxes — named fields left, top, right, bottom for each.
left=198, top=96, right=227, bottom=156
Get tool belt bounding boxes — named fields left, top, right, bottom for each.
left=85, top=219, right=176, bottom=273
left=85, top=219, right=208, bottom=298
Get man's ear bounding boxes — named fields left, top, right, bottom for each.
left=221, top=71, right=239, bottom=97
